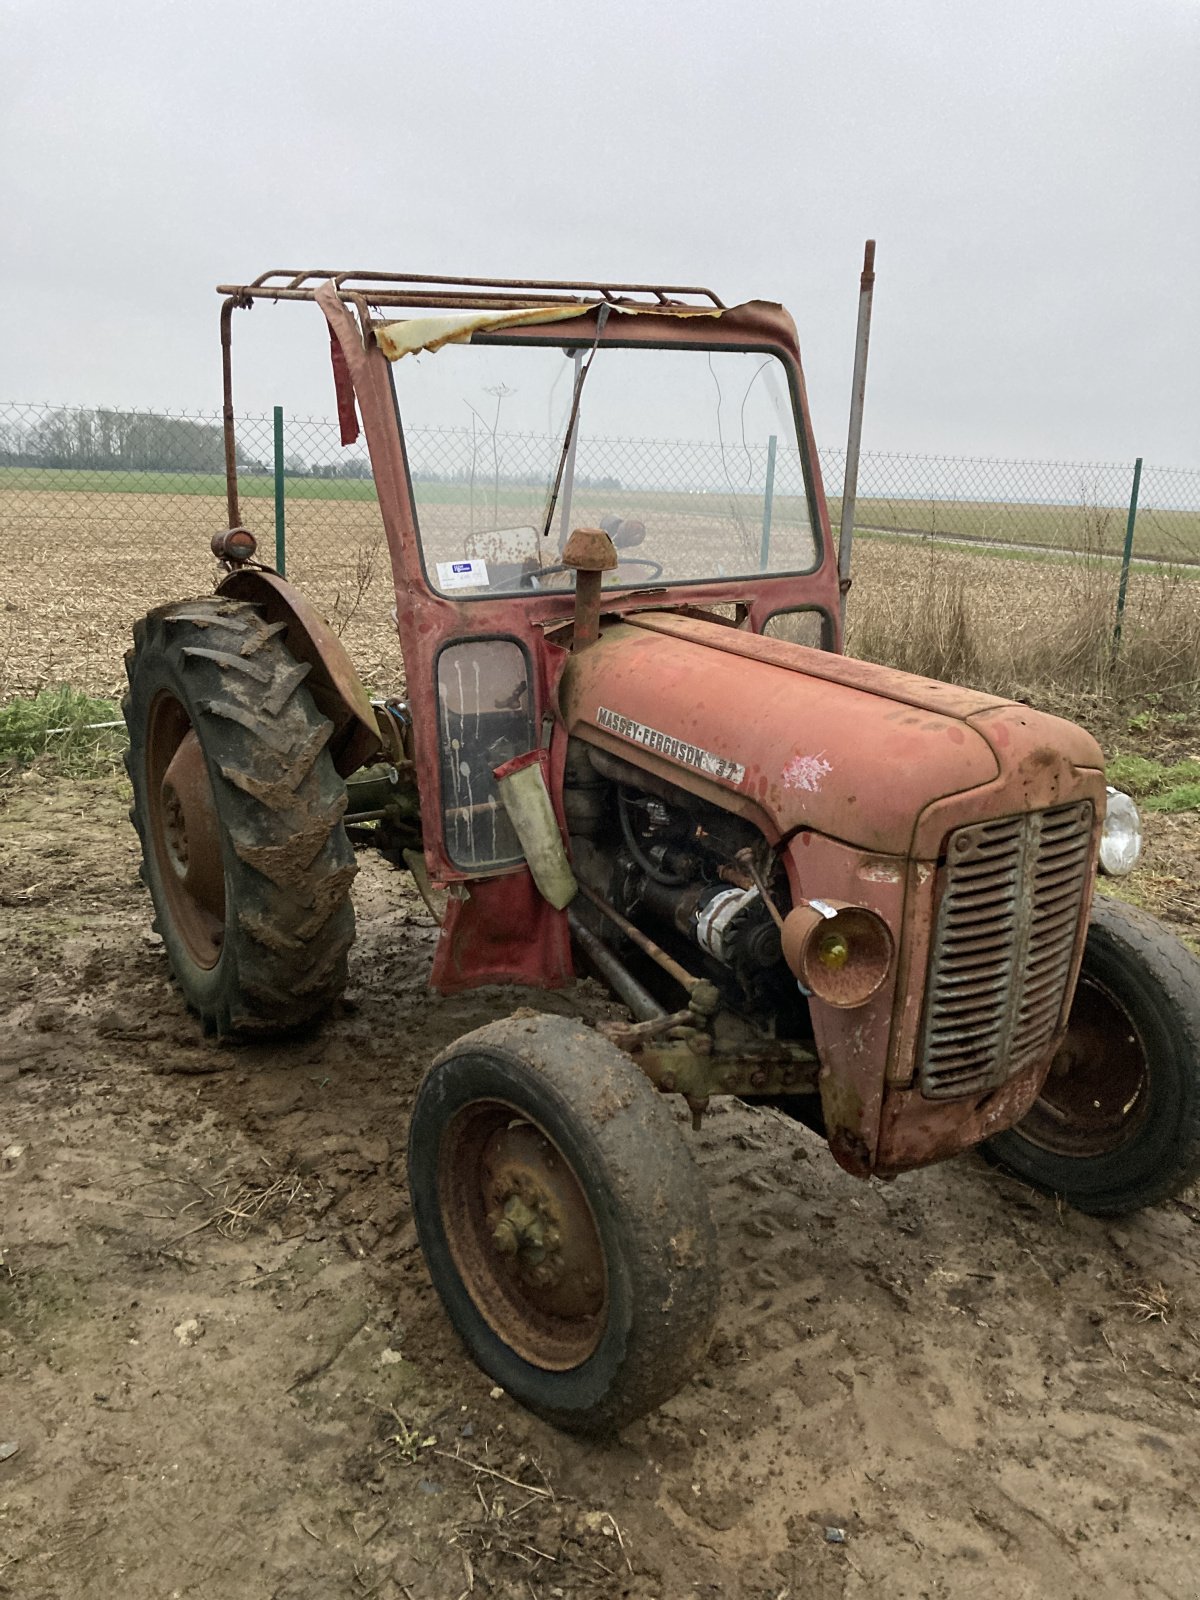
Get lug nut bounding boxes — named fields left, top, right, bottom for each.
left=492, top=1219, right=520, bottom=1256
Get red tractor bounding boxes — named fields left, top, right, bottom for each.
left=123, top=266, right=1200, bottom=1434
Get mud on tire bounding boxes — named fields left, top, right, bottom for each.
left=123, top=597, right=356, bottom=1038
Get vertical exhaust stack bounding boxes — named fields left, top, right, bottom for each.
left=838, top=240, right=877, bottom=629
left=562, top=526, right=619, bottom=651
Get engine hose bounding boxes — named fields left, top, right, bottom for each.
left=617, top=785, right=691, bottom=887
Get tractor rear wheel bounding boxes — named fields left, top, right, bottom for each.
left=408, top=1013, right=719, bottom=1434
left=123, top=596, right=356, bottom=1038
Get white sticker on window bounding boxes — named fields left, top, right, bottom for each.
left=436, top=558, right=490, bottom=590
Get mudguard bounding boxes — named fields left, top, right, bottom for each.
left=216, top=568, right=381, bottom=777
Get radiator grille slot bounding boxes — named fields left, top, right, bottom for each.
left=917, top=802, right=1093, bottom=1101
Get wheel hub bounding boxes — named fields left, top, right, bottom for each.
left=160, top=731, right=224, bottom=917
left=1019, top=977, right=1149, bottom=1157
left=146, top=696, right=226, bottom=970
left=438, top=1103, right=609, bottom=1369
left=481, top=1122, right=605, bottom=1320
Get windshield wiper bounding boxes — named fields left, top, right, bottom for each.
left=539, top=304, right=610, bottom=550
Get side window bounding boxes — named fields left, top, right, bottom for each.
left=437, top=640, right=536, bottom=869
left=762, top=609, right=831, bottom=650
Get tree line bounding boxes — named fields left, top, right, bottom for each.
left=0, top=407, right=244, bottom=472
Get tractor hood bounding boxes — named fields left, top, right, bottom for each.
left=558, top=613, right=1104, bottom=856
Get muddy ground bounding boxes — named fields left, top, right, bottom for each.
left=2, top=764, right=1199, bottom=1600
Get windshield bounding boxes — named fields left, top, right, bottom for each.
left=389, top=340, right=818, bottom=597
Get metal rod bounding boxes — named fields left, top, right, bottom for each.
left=568, top=912, right=666, bottom=1022
left=735, top=848, right=786, bottom=931
left=1111, top=456, right=1143, bottom=667
left=219, top=271, right=725, bottom=309
left=837, top=239, right=877, bottom=629
left=219, top=298, right=241, bottom=529
left=556, top=348, right=584, bottom=551
left=575, top=882, right=705, bottom=997
left=273, top=405, right=286, bottom=576
left=759, top=433, right=777, bottom=570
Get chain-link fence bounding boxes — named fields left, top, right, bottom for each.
left=822, top=449, right=1200, bottom=567
left=2, top=400, right=1198, bottom=701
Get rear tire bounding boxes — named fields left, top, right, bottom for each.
left=123, top=597, right=356, bottom=1038
left=408, top=1014, right=719, bottom=1434
left=983, top=897, right=1200, bottom=1215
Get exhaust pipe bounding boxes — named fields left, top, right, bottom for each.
left=838, top=239, right=877, bottom=630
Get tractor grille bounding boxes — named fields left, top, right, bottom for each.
left=917, top=801, right=1094, bottom=1101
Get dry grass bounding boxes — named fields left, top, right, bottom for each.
left=164, top=1166, right=323, bottom=1248
left=847, top=538, right=1200, bottom=708
left=1119, top=1282, right=1175, bottom=1324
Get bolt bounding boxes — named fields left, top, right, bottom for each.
left=492, top=1218, right=520, bottom=1256
left=659, top=1073, right=677, bottom=1093
left=492, top=1194, right=545, bottom=1258
left=750, top=1069, right=768, bottom=1090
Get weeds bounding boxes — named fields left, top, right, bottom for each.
left=1107, top=754, right=1200, bottom=813
left=330, top=531, right=384, bottom=638
left=0, top=685, right=125, bottom=777
left=380, top=1408, right=437, bottom=1464
left=847, top=535, right=1200, bottom=709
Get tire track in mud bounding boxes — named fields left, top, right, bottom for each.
left=644, top=1095, right=1200, bottom=1598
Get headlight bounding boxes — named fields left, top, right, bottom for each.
left=1099, top=786, right=1142, bottom=876
left=781, top=900, right=894, bottom=1007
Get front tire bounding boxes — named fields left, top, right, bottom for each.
left=123, top=597, right=356, bottom=1038
left=408, top=1014, right=718, bottom=1434
left=983, top=897, right=1200, bottom=1215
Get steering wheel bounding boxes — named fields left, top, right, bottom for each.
left=519, top=556, right=665, bottom=590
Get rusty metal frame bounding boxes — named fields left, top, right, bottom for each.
left=213, top=266, right=839, bottom=998
left=219, top=270, right=727, bottom=540
left=218, top=268, right=726, bottom=310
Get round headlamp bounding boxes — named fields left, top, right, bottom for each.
left=781, top=900, right=894, bottom=1007
left=1099, top=786, right=1142, bottom=877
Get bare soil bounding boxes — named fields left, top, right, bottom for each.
left=2, top=766, right=1199, bottom=1600
left=0, top=490, right=395, bottom=699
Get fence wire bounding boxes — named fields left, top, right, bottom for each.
left=2, top=400, right=1198, bottom=700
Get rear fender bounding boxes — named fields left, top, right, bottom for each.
left=217, top=568, right=381, bottom=777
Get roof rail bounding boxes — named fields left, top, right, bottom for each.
left=215, top=269, right=725, bottom=313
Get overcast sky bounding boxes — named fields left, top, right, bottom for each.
left=3, top=0, right=1197, bottom=466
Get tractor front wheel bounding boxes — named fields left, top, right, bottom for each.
left=123, top=597, right=356, bottom=1038
left=983, top=897, right=1200, bottom=1215
left=408, top=1014, right=718, bottom=1433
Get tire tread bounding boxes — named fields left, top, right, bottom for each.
left=123, top=596, right=356, bottom=1039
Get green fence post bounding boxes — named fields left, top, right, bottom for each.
left=1111, top=456, right=1142, bottom=667
left=759, top=434, right=778, bottom=570
left=273, top=405, right=286, bottom=577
